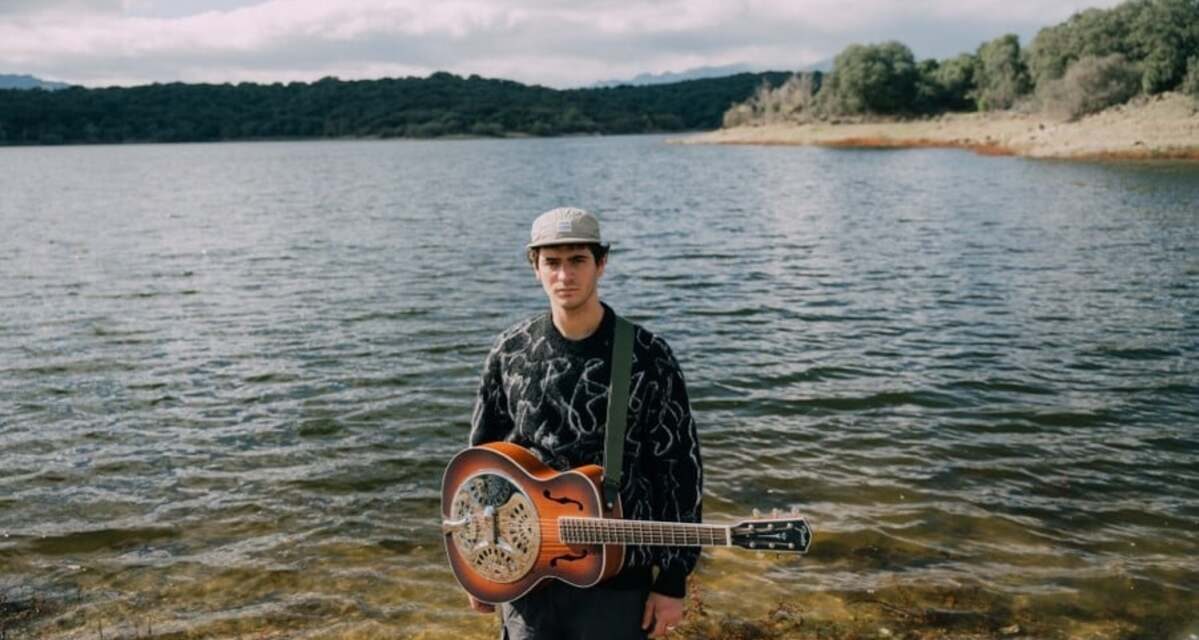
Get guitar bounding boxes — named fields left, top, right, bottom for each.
left=441, top=441, right=812, bottom=604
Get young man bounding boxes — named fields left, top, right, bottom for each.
left=468, top=207, right=703, bottom=640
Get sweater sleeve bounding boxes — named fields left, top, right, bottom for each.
left=646, top=341, right=703, bottom=598
left=469, top=338, right=515, bottom=446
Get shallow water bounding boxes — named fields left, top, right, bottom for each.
left=1, top=136, right=1197, bottom=638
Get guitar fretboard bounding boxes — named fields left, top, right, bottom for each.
left=558, top=517, right=730, bottom=546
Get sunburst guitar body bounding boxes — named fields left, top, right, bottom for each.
left=441, top=442, right=812, bottom=604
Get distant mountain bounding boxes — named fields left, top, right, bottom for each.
left=0, top=74, right=72, bottom=90
left=801, top=58, right=835, bottom=73
left=592, top=60, right=835, bottom=88
left=591, top=64, right=759, bottom=88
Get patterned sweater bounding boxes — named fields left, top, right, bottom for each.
left=469, top=302, right=703, bottom=597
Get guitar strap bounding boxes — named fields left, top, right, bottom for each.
left=603, top=315, right=634, bottom=511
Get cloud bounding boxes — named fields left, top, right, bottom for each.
left=0, top=0, right=1127, bottom=88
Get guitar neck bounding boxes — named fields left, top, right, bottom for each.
left=559, top=517, right=731, bottom=547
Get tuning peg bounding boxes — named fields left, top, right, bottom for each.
left=771, top=508, right=780, bottom=517
left=752, top=508, right=761, bottom=518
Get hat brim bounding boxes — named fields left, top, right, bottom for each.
left=527, top=237, right=610, bottom=249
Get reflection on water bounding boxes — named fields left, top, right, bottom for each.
left=0, top=138, right=1196, bottom=638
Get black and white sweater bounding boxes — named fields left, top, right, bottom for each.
left=470, top=302, right=703, bottom=597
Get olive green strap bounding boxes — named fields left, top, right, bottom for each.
left=603, top=316, right=633, bottom=511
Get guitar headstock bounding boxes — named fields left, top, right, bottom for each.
left=730, top=509, right=812, bottom=553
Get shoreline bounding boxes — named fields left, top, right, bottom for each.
left=674, top=92, right=1199, bottom=161
left=5, top=575, right=1180, bottom=640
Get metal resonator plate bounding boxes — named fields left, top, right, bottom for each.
left=448, top=474, right=539, bottom=583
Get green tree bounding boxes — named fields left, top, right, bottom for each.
left=914, top=58, right=942, bottom=113
left=919, top=53, right=979, bottom=112
left=1028, top=0, right=1199, bottom=94
left=1125, top=0, right=1199, bottom=92
left=821, top=41, right=919, bottom=115
left=975, top=34, right=1031, bottom=110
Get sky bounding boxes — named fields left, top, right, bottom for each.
left=0, top=0, right=1127, bottom=89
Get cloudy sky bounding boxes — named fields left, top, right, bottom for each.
left=1, top=0, right=1124, bottom=88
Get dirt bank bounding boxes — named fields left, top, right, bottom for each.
left=676, top=93, right=1199, bottom=160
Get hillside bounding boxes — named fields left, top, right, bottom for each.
left=0, top=71, right=790, bottom=145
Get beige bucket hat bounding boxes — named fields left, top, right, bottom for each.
left=527, top=207, right=608, bottom=248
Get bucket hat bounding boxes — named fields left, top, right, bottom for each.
left=527, top=207, right=608, bottom=248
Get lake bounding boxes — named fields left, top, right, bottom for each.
left=1, top=135, right=1196, bottom=639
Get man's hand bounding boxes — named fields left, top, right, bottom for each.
left=641, top=592, right=684, bottom=638
left=468, top=595, right=495, bottom=614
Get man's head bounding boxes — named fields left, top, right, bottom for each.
left=526, top=207, right=609, bottom=312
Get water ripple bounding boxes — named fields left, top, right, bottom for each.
left=0, top=138, right=1196, bottom=637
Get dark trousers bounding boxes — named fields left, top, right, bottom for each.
left=499, top=581, right=650, bottom=640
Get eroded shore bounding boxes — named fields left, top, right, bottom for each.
left=676, top=93, right=1199, bottom=160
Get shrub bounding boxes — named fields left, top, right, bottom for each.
left=1039, top=54, right=1141, bottom=120
left=721, top=73, right=823, bottom=126
left=774, top=73, right=821, bottom=120
left=721, top=102, right=754, bottom=128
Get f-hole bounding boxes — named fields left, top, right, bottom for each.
left=550, top=550, right=589, bottom=567
left=543, top=490, right=584, bottom=511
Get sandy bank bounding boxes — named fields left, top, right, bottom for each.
left=676, top=92, right=1199, bottom=161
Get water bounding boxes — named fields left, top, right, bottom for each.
left=1, top=136, right=1196, bottom=639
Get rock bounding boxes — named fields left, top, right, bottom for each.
left=1001, top=624, right=1021, bottom=635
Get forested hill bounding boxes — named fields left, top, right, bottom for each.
left=0, top=71, right=791, bottom=145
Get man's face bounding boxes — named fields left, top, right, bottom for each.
left=533, top=244, right=605, bottom=312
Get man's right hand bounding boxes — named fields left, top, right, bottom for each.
left=468, top=595, right=495, bottom=613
